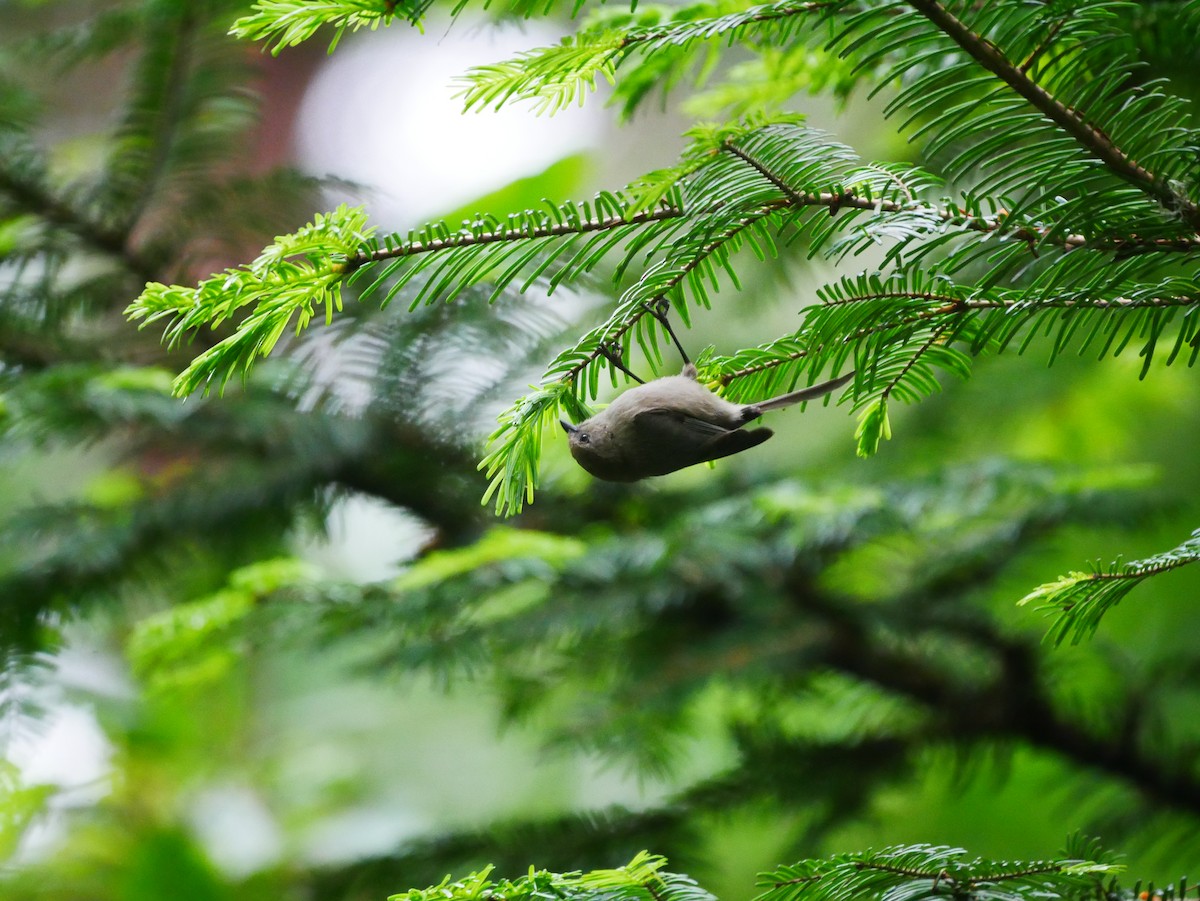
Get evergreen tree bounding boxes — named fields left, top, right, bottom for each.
left=1, top=2, right=1198, bottom=901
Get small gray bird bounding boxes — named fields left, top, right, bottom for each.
left=560, top=365, right=854, bottom=482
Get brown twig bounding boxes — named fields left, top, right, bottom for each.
left=904, top=0, right=1200, bottom=228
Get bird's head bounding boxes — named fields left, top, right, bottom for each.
left=560, top=417, right=633, bottom=482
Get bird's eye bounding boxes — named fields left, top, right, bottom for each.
left=579, top=433, right=590, bottom=444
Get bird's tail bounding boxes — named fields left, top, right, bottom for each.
left=755, top=370, right=855, bottom=412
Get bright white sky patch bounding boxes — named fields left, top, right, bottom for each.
left=295, top=20, right=604, bottom=227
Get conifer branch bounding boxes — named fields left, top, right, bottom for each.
left=699, top=141, right=1200, bottom=255
left=113, top=5, right=200, bottom=234
left=562, top=211, right=789, bottom=379
left=340, top=204, right=683, bottom=273
left=458, top=0, right=844, bottom=114
left=904, top=0, right=1200, bottom=228
left=126, top=59, right=1200, bottom=514
left=823, top=587, right=1200, bottom=814
left=230, top=0, right=418, bottom=54
left=715, top=292, right=1200, bottom=386
left=334, top=461, right=1200, bottom=809
left=1020, top=529, right=1200, bottom=646
left=880, top=323, right=948, bottom=401
left=759, top=846, right=1119, bottom=901
left=0, top=165, right=156, bottom=283
left=970, top=865, right=1075, bottom=884
left=617, top=0, right=838, bottom=49
left=1016, top=15, right=1065, bottom=75
left=850, top=860, right=948, bottom=880
left=717, top=349, right=809, bottom=384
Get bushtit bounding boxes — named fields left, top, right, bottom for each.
left=561, top=365, right=854, bottom=482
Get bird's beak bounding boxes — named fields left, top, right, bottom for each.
left=560, top=420, right=578, bottom=435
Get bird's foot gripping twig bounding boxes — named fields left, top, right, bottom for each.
left=644, top=298, right=691, bottom=366
left=598, top=340, right=645, bottom=384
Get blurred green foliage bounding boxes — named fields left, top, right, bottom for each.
left=2, top=2, right=1199, bottom=901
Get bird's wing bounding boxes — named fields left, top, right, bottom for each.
left=634, top=408, right=728, bottom=438
left=632, top=409, right=773, bottom=476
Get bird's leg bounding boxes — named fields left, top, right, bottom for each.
left=598, top=341, right=645, bottom=384
left=645, top=298, right=691, bottom=366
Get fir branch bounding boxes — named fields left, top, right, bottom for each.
left=124, top=194, right=684, bottom=401
left=126, top=106, right=1200, bottom=516
left=458, top=0, right=842, bottom=114
left=849, top=858, right=948, bottom=880
left=969, top=865, right=1069, bottom=884
left=723, top=138, right=822, bottom=207
left=339, top=459, right=1200, bottom=809
left=348, top=193, right=689, bottom=312
left=712, top=288, right=1200, bottom=391
left=903, top=0, right=1200, bottom=228
left=384, top=853, right=699, bottom=901
left=1020, top=529, right=1200, bottom=646
left=126, top=204, right=376, bottom=395
left=0, top=160, right=156, bottom=283
left=757, top=845, right=1119, bottom=901
left=879, top=321, right=950, bottom=402
left=310, top=735, right=914, bottom=897
left=341, top=203, right=683, bottom=273
left=479, top=123, right=901, bottom=513
left=480, top=192, right=792, bottom=515
left=0, top=650, right=51, bottom=751
left=1015, top=14, right=1065, bottom=75
left=715, top=346, right=809, bottom=385
left=659, top=139, right=1199, bottom=257
left=564, top=202, right=790, bottom=379
left=553, top=125, right=924, bottom=386
left=814, top=508, right=1200, bottom=816
left=127, top=191, right=686, bottom=399
left=229, top=0, right=421, bottom=54
left=106, top=4, right=202, bottom=234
